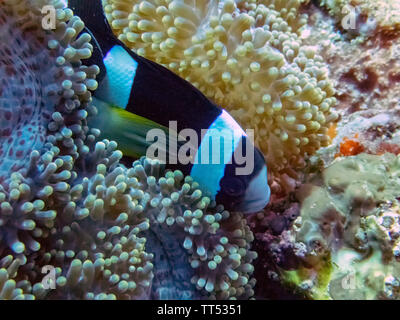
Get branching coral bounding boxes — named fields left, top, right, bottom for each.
left=0, top=0, right=257, bottom=300
left=102, top=0, right=338, bottom=176
left=282, top=153, right=400, bottom=299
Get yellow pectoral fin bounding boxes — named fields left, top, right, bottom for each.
left=88, top=97, right=181, bottom=159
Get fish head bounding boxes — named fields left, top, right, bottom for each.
left=216, top=141, right=270, bottom=214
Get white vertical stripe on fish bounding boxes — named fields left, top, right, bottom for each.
left=190, top=110, right=246, bottom=198
left=97, top=45, right=138, bottom=109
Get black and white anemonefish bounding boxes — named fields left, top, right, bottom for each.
left=69, top=0, right=270, bottom=213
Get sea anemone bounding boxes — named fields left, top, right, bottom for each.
left=0, top=0, right=257, bottom=300
left=0, top=0, right=98, bottom=258
left=102, top=0, right=338, bottom=177
left=0, top=0, right=97, bottom=182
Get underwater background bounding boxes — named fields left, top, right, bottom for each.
left=0, top=0, right=400, bottom=300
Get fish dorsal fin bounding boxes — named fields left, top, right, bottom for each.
left=68, top=0, right=115, bottom=54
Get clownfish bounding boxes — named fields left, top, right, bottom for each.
left=68, top=0, right=270, bottom=213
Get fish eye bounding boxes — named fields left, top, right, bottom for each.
left=221, top=176, right=246, bottom=197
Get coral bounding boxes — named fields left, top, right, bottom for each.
left=102, top=0, right=338, bottom=176
left=336, top=134, right=365, bottom=157
left=283, top=153, right=400, bottom=299
left=376, top=142, right=400, bottom=156
left=318, top=0, right=400, bottom=39
left=257, top=6, right=400, bottom=294
left=297, top=2, right=400, bottom=169
left=301, top=2, right=400, bottom=119
left=248, top=197, right=302, bottom=299
left=324, top=35, right=400, bottom=116
left=0, top=0, right=257, bottom=300
left=313, top=109, right=400, bottom=167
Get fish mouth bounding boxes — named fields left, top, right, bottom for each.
left=238, top=196, right=270, bottom=214
left=238, top=165, right=270, bottom=214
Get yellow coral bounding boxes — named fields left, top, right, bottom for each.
left=102, top=0, right=338, bottom=174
